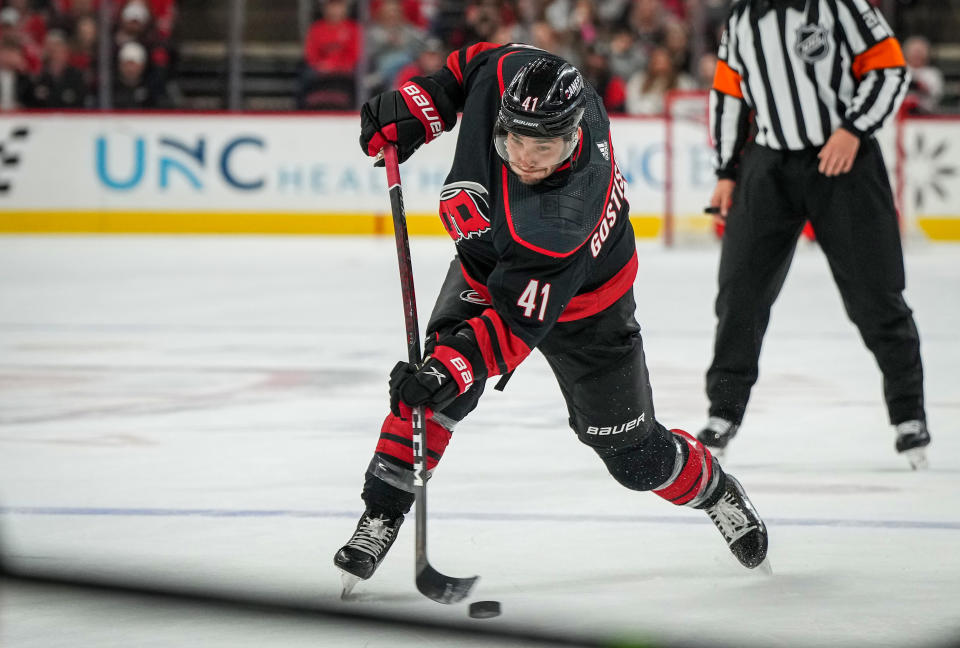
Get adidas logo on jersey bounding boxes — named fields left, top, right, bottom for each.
left=596, top=140, right=609, bottom=161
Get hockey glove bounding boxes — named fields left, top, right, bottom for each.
left=389, top=334, right=480, bottom=416
left=360, top=77, right=457, bottom=165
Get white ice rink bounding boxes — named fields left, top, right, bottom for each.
left=1, top=235, right=958, bottom=648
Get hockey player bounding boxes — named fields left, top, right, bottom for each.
left=334, top=44, right=769, bottom=593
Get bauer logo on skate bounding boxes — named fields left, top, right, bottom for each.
left=586, top=412, right=644, bottom=435
left=590, top=161, right=628, bottom=257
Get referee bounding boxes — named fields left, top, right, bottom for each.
left=698, top=0, right=930, bottom=468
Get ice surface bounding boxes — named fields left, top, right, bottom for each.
left=0, top=235, right=958, bottom=647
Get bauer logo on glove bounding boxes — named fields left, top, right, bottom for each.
left=359, top=76, right=458, bottom=165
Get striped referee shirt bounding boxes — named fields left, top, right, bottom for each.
left=710, top=0, right=909, bottom=179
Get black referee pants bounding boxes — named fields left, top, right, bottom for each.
left=706, top=140, right=925, bottom=426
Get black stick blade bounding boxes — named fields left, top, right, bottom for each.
left=416, top=565, right=478, bottom=604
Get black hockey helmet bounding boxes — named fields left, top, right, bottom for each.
left=494, top=55, right=586, bottom=165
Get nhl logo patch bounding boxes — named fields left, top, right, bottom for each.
left=795, top=24, right=830, bottom=62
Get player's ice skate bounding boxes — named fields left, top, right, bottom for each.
left=696, top=417, right=739, bottom=459
left=895, top=420, right=931, bottom=470
left=333, top=511, right=404, bottom=597
left=705, top=475, right=769, bottom=570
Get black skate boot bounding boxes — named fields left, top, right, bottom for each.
left=704, top=475, right=768, bottom=570
left=895, top=420, right=930, bottom=470
left=334, top=511, right=403, bottom=597
left=696, top=416, right=739, bottom=459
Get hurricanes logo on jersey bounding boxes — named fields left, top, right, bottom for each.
left=439, top=181, right=491, bottom=242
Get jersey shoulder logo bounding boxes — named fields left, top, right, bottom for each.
left=596, top=140, right=609, bottom=161
left=795, top=24, right=830, bottom=63
left=439, top=180, right=491, bottom=242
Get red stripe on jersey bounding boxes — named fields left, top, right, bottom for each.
left=558, top=250, right=637, bottom=321
left=447, top=42, right=502, bottom=86
left=481, top=309, right=530, bottom=373
left=460, top=254, right=635, bottom=324
left=463, top=309, right=531, bottom=377
left=465, top=317, right=500, bottom=377
left=497, top=49, right=524, bottom=94
left=376, top=412, right=452, bottom=470
left=653, top=429, right=714, bottom=506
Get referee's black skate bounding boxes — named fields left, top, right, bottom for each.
left=895, top=420, right=930, bottom=470
left=704, top=475, right=769, bottom=570
left=334, top=511, right=404, bottom=597
left=696, top=416, right=739, bottom=459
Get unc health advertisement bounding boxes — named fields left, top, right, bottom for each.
left=0, top=112, right=957, bottom=239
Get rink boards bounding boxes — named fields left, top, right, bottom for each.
left=0, top=111, right=958, bottom=239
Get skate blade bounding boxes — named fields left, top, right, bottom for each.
left=903, top=447, right=928, bottom=470
left=340, top=572, right=362, bottom=599
left=755, top=558, right=773, bottom=576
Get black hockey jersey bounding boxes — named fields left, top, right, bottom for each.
left=425, top=43, right=637, bottom=379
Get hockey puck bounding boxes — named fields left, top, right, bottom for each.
left=468, top=600, right=501, bottom=619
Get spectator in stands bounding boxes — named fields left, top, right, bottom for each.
left=0, top=33, right=29, bottom=109
left=115, top=1, right=150, bottom=47
left=621, top=0, right=676, bottom=61
left=112, top=39, right=167, bottom=108
left=146, top=0, right=176, bottom=41
left=696, top=52, right=717, bottom=90
left=24, top=28, right=87, bottom=107
left=529, top=20, right=579, bottom=63
left=450, top=0, right=505, bottom=49
left=505, top=0, right=543, bottom=46
left=300, top=0, right=360, bottom=109
left=581, top=41, right=626, bottom=113
left=624, top=44, right=695, bottom=115
left=607, top=28, right=645, bottom=81
left=365, top=0, right=424, bottom=96
left=1, top=6, right=42, bottom=74
left=392, top=35, right=444, bottom=88
left=593, top=0, right=629, bottom=26
left=115, top=0, right=174, bottom=86
left=902, top=35, right=943, bottom=115
left=663, top=19, right=690, bottom=74
left=567, top=0, right=599, bottom=50
left=68, top=13, right=96, bottom=71
left=4, top=0, right=48, bottom=48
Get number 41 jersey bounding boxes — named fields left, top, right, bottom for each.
left=425, top=43, right=638, bottom=378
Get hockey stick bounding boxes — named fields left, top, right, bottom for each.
left=382, top=144, right=479, bottom=604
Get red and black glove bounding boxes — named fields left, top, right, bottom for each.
left=389, top=332, right=483, bottom=416
left=360, top=76, right=457, bottom=165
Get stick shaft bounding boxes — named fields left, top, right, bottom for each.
left=383, top=144, right=429, bottom=567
